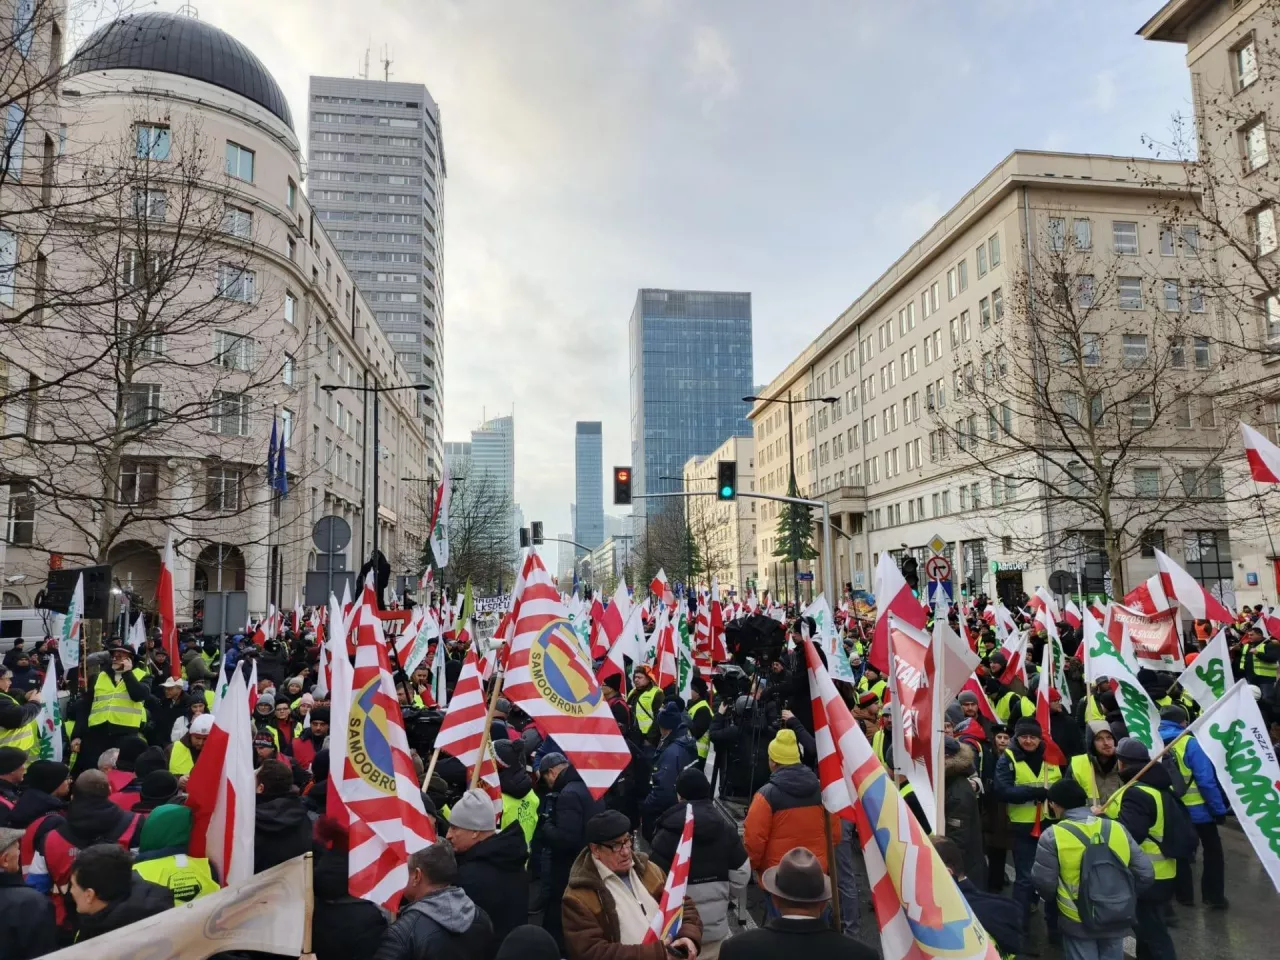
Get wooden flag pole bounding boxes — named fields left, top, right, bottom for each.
left=423, top=746, right=442, bottom=788
left=470, top=670, right=506, bottom=790
left=822, top=810, right=843, bottom=933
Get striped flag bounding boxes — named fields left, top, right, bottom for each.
left=504, top=550, right=631, bottom=798
left=433, top=648, right=500, bottom=819
left=1242, top=423, right=1280, bottom=483
left=653, top=613, right=679, bottom=691
left=332, top=576, right=436, bottom=909
left=643, top=803, right=695, bottom=944
left=1154, top=548, right=1234, bottom=623
left=186, top=666, right=254, bottom=885
left=804, top=639, right=1003, bottom=960
left=158, top=532, right=181, bottom=678
left=428, top=461, right=451, bottom=568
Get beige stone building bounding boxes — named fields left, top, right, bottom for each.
left=750, top=151, right=1242, bottom=609
left=0, top=11, right=429, bottom=620
left=682, top=434, right=757, bottom=599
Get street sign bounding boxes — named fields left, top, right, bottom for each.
left=312, top=516, right=351, bottom=553
left=924, top=555, right=952, bottom=581
left=797, top=571, right=815, bottom=582
left=927, top=580, right=953, bottom=605
left=927, top=534, right=947, bottom=555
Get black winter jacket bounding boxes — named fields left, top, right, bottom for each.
left=74, top=877, right=173, bottom=941
left=539, top=765, right=604, bottom=890
left=0, top=871, right=56, bottom=959
left=253, top=795, right=313, bottom=874
left=455, top=822, right=529, bottom=944
left=372, top=885, right=495, bottom=960
left=311, top=844, right=388, bottom=960
left=650, top=797, right=746, bottom=882
left=943, top=743, right=986, bottom=888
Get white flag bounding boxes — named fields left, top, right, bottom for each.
left=57, top=574, right=84, bottom=670
left=804, top=594, right=856, bottom=682
left=1081, top=609, right=1163, bottom=753
left=36, top=659, right=62, bottom=762
left=1176, top=629, right=1234, bottom=712
left=429, top=462, right=451, bottom=568
left=1187, top=679, right=1280, bottom=892
left=126, top=615, right=146, bottom=653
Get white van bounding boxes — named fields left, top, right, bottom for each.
left=0, top=608, right=59, bottom=655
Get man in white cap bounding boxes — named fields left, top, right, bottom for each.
left=169, top=713, right=214, bottom=782
left=0, top=823, right=56, bottom=958
left=448, top=787, right=529, bottom=944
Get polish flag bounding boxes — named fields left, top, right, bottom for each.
left=187, top=667, right=255, bottom=884
left=868, top=552, right=927, bottom=673
left=1155, top=549, right=1234, bottom=623
left=650, top=568, right=673, bottom=607
left=1122, top=573, right=1171, bottom=615
left=708, top=579, right=728, bottom=664
left=157, top=532, right=181, bottom=678
left=1242, top=423, right=1280, bottom=483
left=588, top=595, right=608, bottom=659
left=1035, top=640, right=1066, bottom=766
left=596, top=578, right=631, bottom=658
left=1063, top=598, right=1083, bottom=630
left=998, top=631, right=1028, bottom=686
left=654, top=616, right=679, bottom=691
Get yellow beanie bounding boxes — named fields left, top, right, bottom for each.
left=768, top=728, right=801, bottom=766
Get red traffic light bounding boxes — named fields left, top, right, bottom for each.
left=617, top=469, right=629, bottom=481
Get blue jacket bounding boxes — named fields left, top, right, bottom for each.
left=1157, top=721, right=1228, bottom=822
left=641, top=724, right=698, bottom=819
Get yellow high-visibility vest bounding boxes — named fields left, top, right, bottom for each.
left=1104, top=782, right=1175, bottom=881
left=1005, top=748, right=1061, bottom=824
left=0, top=690, right=38, bottom=760
left=133, top=853, right=219, bottom=902
left=87, top=668, right=148, bottom=728
left=633, top=687, right=659, bottom=734
left=501, top=791, right=540, bottom=847
left=689, top=699, right=712, bottom=759
left=1052, top=817, right=1132, bottom=923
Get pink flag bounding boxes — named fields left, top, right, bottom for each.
left=1242, top=423, right=1280, bottom=483
left=186, top=668, right=254, bottom=885
left=157, top=532, right=180, bottom=678
left=643, top=803, right=695, bottom=945
left=1155, top=548, right=1233, bottom=623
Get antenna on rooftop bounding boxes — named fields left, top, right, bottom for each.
left=176, top=3, right=199, bottom=17
left=381, top=44, right=393, bottom=82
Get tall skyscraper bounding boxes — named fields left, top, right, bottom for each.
left=574, top=422, right=604, bottom=555
left=469, top=415, right=517, bottom=546
left=629, top=289, right=754, bottom=520
left=307, top=76, right=446, bottom=474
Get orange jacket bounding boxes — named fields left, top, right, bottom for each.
left=743, top=764, right=836, bottom=877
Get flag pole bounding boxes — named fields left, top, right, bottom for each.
left=822, top=811, right=843, bottom=932
left=423, top=746, right=442, bottom=788
left=471, top=670, right=505, bottom=790
left=932, top=598, right=946, bottom=836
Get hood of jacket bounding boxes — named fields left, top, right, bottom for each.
left=7, top=788, right=65, bottom=828
left=137, top=803, right=192, bottom=853
left=551, top=763, right=586, bottom=795
left=255, top=795, right=311, bottom=836
left=313, top=846, right=355, bottom=901
left=458, top=821, right=527, bottom=872
left=498, top=762, right=533, bottom=799
left=945, top=742, right=976, bottom=781
left=767, top=762, right=820, bottom=800
left=66, top=795, right=134, bottom=844
left=404, top=884, right=477, bottom=934
left=1157, top=720, right=1189, bottom=744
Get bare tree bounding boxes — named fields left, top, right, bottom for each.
left=416, top=459, right=516, bottom=595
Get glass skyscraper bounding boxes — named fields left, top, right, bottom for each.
left=575, top=422, right=604, bottom=554
left=629, top=289, right=753, bottom=520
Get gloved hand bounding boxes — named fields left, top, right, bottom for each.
left=1032, top=788, right=1050, bottom=802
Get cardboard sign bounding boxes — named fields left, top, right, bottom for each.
left=1108, top=603, right=1183, bottom=669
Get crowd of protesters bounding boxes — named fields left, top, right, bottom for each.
left=0, top=584, right=1270, bottom=960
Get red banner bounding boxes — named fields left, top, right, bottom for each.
left=1107, top=603, right=1183, bottom=669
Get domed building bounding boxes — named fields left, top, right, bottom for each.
left=0, top=11, right=428, bottom=622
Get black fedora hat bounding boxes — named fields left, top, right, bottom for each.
left=759, top=847, right=831, bottom=903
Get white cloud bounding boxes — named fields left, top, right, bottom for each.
left=686, top=25, right=738, bottom=113
left=1091, top=70, right=1117, bottom=113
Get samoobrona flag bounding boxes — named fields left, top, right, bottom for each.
left=1187, top=678, right=1280, bottom=892
left=503, top=550, right=631, bottom=798
left=804, top=639, right=1003, bottom=960
left=433, top=647, right=500, bottom=820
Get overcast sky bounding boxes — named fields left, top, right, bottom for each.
left=183, top=0, right=1191, bottom=539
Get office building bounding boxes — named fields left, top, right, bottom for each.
left=555, top=532, right=575, bottom=586
left=683, top=435, right=758, bottom=599
left=443, top=415, right=517, bottom=548
left=306, top=75, right=445, bottom=475
left=574, top=421, right=604, bottom=554
left=629, top=289, right=754, bottom=525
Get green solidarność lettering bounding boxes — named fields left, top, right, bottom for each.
left=1194, top=658, right=1227, bottom=700
left=1207, top=718, right=1280, bottom=857
left=1115, top=679, right=1155, bottom=749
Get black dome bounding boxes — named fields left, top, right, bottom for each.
left=70, top=12, right=294, bottom=131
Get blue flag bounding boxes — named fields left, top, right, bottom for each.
left=267, top=418, right=279, bottom=488
left=275, top=429, right=288, bottom=498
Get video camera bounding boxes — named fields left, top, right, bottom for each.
left=724, top=614, right=787, bottom=670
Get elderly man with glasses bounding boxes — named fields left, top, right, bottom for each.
left=562, top=809, right=702, bottom=960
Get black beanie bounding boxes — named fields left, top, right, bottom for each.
left=23, top=760, right=69, bottom=795
left=1013, top=718, right=1043, bottom=739
left=134, top=746, right=167, bottom=779
left=585, top=809, right=632, bottom=845
left=309, top=706, right=330, bottom=725
left=116, top=735, right=148, bottom=772
left=1048, top=779, right=1088, bottom=810
left=0, top=747, right=26, bottom=776
left=311, top=748, right=330, bottom=783
left=676, top=766, right=711, bottom=802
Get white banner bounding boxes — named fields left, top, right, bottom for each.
left=475, top=595, right=511, bottom=613
left=1176, top=629, right=1233, bottom=712
left=41, top=854, right=311, bottom=959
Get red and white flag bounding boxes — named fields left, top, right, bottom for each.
left=653, top=611, right=679, bottom=691
left=428, top=463, right=451, bottom=569
left=1063, top=598, right=1083, bottom=630
left=869, top=552, right=927, bottom=673
left=1242, top=423, right=1280, bottom=483
left=886, top=615, right=937, bottom=816
left=643, top=803, right=695, bottom=945
left=998, top=630, right=1028, bottom=685
left=157, top=532, right=181, bottom=678
left=332, top=576, right=436, bottom=909
left=1035, top=640, right=1066, bottom=767
left=650, top=568, right=674, bottom=607
left=595, top=578, right=632, bottom=658
left=433, top=648, right=500, bottom=819
left=708, top=578, right=728, bottom=664
left=186, top=667, right=254, bottom=885
left=503, top=550, right=631, bottom=798
left=588, top=594, right=608, bottom=659
left=1155, top=548, right=1233, bottom=623
left=1122, top=573, right=1171, bottom=615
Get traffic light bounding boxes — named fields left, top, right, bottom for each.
left=531, top=521, right=544, bottom=545
left=519, top=527, right=530, bottom=549
left=716, top=460, right=738, bottom=501
left=613, top=466, right=632, bottom=505
left=901, top=556, right=919, bottom=592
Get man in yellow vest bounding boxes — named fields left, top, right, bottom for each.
left=687, top=676, right=713, bottom=768
left=0, top=665, right=41, bottom=762
left=132, top=803, right=219, bottom=902
left=80, top=645, right=151, bottom=770
left=1240, top=626, right=1280, bottom=700
left=1068, top=721, right=1124, bottom=809
left=1032, top=779, right=1153, bottom=960
left=1158, top=706, right=1229, bottom=910
left=1104, top=738, right=1182, bottom=960
left=993, top=717, right=1062, bottom=934
left=494, top=739, right=540, bottom=846
left=627, top=665, right=664, bottom=750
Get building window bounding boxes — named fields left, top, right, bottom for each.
left=1243, top=117, right=1269, bottom=172
left=1170, top=337, right=1186, bottom=368
left=1199, top=397, right=1217, bottom=428
left=979, top=296, right=991, bottom=329
left=1253, top=205, right=1278, bottom=255
left=214, top=331, right=255, bottom=370
left=225, top=141, right=255, bottom=181
left=134, top=123, right=170, bottom=160
left=283, top=353, right=295, bottom=385
left=1122, top=333, right=1149, bottom=366
left=119, top=460, right=159, bottom=505
left=1113, top=221, right=1138, bottom=255
left=989, top=234, right=1001, bottom=268
left=285, top=291, right=296, bottom=324
left=222, top=206, right=253, bottom=238
left=205, top=467, right=243, bottom=512
left=1160, top=225, right=1177, bottom=257
left=1073, top=219, right=1092, bottom=250
left=1139, top=529, right=1166, bottom=559
left=123, top=319, right=163, bottom=357
left=287, top=178, right=297, bottom=210
left=993, top=287, right=1003, bottom=321
left=1118, top=277, right=1143, bottom=309
left=1265, top=294, right=1280, bottom=341
left=0, top=229, right=14, bottom=306
left=1082, top=332, right=1101, bottom=366
left=1130, top=393, right=1153, bottom=428
left=132, top=188, right=166, bottom=220
left=1174, top=397, right=1192, bottom=428
left=1181, top=469, right=1225, bottom=500
left=281, top=408, right=293, bottom=446
left=960, top=309, right=971, bottom=341
left=5, top=481, right=33, bottom=545
left=1183, top=530, right=1232, bottom=591
left=217, top=263, right=256, bottom=302
left=119, top=383, right=161, bottom=428
left=3, top=105, right=23, bottom=180
left=1235, top=38, right=1260, bottom=90
left=957, top=259, right=968, bottom=292
left=1188, top=282, right=1205, bottom=313
left=976, top=243, right=988, bottom=277
left=949, top=316, right=958, bottom=349
left=1047, top=217, right=1066, bottom=251
left=1077, top=274, right=1096, bottom=308
left=1134, top=467, right=1161, bottom=499
left=210, top=391, right=250, bottom=436
left=1163, top=280, right=1180, bottom=312
left=947, top=267, right=957, bottom=300
left=1194, top=336, right=1211, bottom=370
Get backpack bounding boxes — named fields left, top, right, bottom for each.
left=1155, top=791, right=1199, bottom=862
left=1158, top=752, right=1190, bottom=798
left=1057, top=820, right=1137, bottom=934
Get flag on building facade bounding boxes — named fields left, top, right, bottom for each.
left=158, top=532, right=180, bottom=678
left=187, top=668, right=255, bottom=885
left=642, top=803, right=695, bottom=945
left=428, top=464, right=451, bottom=568
left=503, top=550, right=631, bottom=798
left=803, top=638, right=1003, bottom=960
left=1241, top=422, right=1280, bottom=483
left=332, top=576, right=436, bottom=908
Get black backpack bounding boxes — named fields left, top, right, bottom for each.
left=1057, top=820, right=1137, bottom=934
left=1155, top=790, right=1199, bottom=862
left=1158, top=752, right=1190, bottom=798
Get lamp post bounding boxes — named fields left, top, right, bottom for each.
left=743, top=392, right=838, bottom=607
left=321, top=382, right=432, bottom=588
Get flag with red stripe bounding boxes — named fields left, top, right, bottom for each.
left=1242, top=423, right=1280, bottom=483
left=504, top=550, right=631, bottom=798
left=869, top=552, right=927, bottom=673
left=643, top=803, right=695, bottom=944
left=332, top=576, right=437, bottom=909
left=158, top=532, right=181, bottom=678
left=804, top=639, right=1003, bottom=960
left=186, top=667, right=253, bottom=885
left=433, top=648, right=501, bottom=819
left=1155, top=548, right=1234, bottom=623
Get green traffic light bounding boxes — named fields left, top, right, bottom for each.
left=720, top=486, right=733, bottom=498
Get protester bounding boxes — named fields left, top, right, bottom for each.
left=536, top=752, right=604, bottom=948
left=494, top=739, right=539, bottom=845
left=292, top=706, right=328, bottom=770
left=372, top=840, right=496, bottom=960
left=0, top=664, right=42, bottom=763
left=994, top=717, right=1061, bottom=933
left=169, top=713, right=214, bottom=778
left=149, top=678, right=190, bottom=747
left=0, top=746, right=26, bottom=824
left=562, top=809, right=702, bottom=960
left=131, top=803, right=219, bottom=902
left=133, top=770, right=183, bottom=812
left=650, top=767, right=750, bottom=960
left=495, top=924, right=561, bottom=960
left=640, top=700, right=698, bottom=839
left=1068, top=721, right=1124, bottom=808
left=628, top=665, right=664, bottom=748
left=1158, top=706, right=1229, bottom=909
left=687, top=676, right=714, bottom=766
left=253, top=759, right=312, bottom=874
left=1033, top=779, right=1153, bottom=960
left=932, top=835, right=1022, bottom=959
left=108, top=746, right=166, bottom=812
left=76, top=644, right=151, bottom=771
left=743, top=729, right=833, bottom=895
left=0, top=824, right=56, bottom=959
left=718, top=847, right=876, bottom=960
left=311, top=816, right=389, bottom=960
left=942, top=737, right=986, bottom=888
left=448, top=787, right=529, bottom=944
left=69, top=843, right=173, bottom=941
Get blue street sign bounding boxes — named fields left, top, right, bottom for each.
left=927, top=580, right=953, bottom=605
left=797, top=571, right=815, bottom=582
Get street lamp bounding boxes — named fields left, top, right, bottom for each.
left=743, top=392, right=839, bottom=605
left=321, top=382, right=432, bottom=581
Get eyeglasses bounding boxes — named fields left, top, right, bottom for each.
left=600, top=835, right=634, bottom=853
